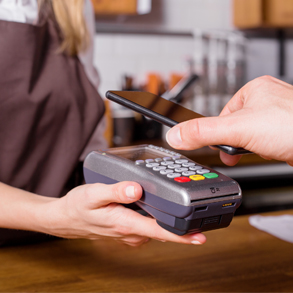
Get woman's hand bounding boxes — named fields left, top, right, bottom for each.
left=41, top=181, right=206, bottom=247
left=166, top=76, right=293, bottom=166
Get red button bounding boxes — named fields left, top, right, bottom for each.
left=174, top=176, right=191, bottom=183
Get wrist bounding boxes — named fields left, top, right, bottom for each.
left=33, top=197, right=63, bottom=236
left=0, top=183, right=63, bottom=235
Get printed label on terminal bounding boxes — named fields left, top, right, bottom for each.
left=222, top=203, right=234, bottom=207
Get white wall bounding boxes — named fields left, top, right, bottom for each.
left=93, top=0, right=293, bottom=99
left=94, top=34, right=195, bottom=97
left=94, top=0, right=235, bottom=98
left=156, top=0, right=233, bottom=31
left=247, top=39, right=293, bottom=84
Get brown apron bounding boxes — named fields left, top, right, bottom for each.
left=0, top=18, right=105, bottom=245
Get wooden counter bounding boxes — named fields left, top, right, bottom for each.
left=1, top=210, right=293, bottom=292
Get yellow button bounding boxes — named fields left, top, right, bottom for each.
left=189, top=175, right=205, bottom=181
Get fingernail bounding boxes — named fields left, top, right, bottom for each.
left=191, top=240, right=202, bottom=245
left=166, top=127, right=182, bottom=147
left=126, top=186, right=136, bottom=199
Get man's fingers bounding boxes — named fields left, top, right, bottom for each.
left=219, top=152, right=242, bottom=166
left=220, top=76, right=282, bottom=117
left=83, top=181, right=143, bottom=209
left=166, top=115, right=244, bottom=151
left=220, top=87, right=245, bottom=116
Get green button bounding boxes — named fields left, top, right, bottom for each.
left=203, top=173, right=219, bottom=179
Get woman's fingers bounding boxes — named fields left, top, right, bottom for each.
left=108, top=207, right=206, bottom=245
left=83, top=181, right=143, bottom=209
left=65, top=182, right=206, bottom=246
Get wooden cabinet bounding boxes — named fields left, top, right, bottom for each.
left=265, top=0, right=293, bottom=27
left=91, top=0, right=140, bottom=15
left=234, top=0, right=293, bottom=28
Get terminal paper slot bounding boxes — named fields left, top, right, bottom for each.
left=194, top=206, right=208, bottom=212
left=191, top=193, right=239, bottom=204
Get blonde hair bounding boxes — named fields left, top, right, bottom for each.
left=39, top=0, right=90, bottom=56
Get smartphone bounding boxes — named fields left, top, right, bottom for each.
left=106, top=90, right=251, bottom=155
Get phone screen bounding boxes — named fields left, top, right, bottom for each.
left=106, top=90, right=203, bottom=126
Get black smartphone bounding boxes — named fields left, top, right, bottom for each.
left=106, top=90, right=251, bottom=155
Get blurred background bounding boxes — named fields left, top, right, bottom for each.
left=91, top=0, right=293, bottom=215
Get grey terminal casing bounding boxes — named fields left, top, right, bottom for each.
left=83, top=144, right=242, bottom=235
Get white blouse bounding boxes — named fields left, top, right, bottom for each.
left=0, top=0, right=108, bottom=157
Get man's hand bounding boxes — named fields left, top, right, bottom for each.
left=166, top=76, right=293, bottom=166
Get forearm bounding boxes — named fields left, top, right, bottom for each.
left=0, top=182, right=57, bottom=233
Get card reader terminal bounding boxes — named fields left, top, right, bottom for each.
left=83, top=144, right=242, bottom=235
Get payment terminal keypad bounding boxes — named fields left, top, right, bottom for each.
left=135, top=145, right=219, bottom=183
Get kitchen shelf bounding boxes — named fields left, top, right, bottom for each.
left=95, top=23, right=193, bottom=37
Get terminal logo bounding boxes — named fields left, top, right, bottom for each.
left=210, top=187, right=220, bottom=193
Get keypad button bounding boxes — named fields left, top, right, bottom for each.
left=155, top=158, right=162, bottom=162
left=204, top=173, right=219, bottom=179
left=197, top=169, right=210, bottom=175
left=160, top=169, right=174, bottom=175
left=168, top=164, right=181, bottom=169
left=145, top=159, right=154, bottom=163
left=175, top=159, right=188, bottom=164
left=190, top=175, right=205, bottom=181
left=189, top=166, right=203, bottom=171
left=146, top=163, right=159, bottom=168
left=135, top=160, right=145, bottom=165
left=182, top=162, right=196, bottom=167
left=172, top=155, right=181, bottom=160
left=163, top=157, right=172, bottom=161
left=153, top=166, right=166, bottom=171
left=161, top=161, right=175, bottom=166
left=167, top=173, right=181, bottom=178
left=182, top=171, right=196, bottom=176
left=175, top=167, right=188, bottom=172
left=174, top=177, right=191, bottom=183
